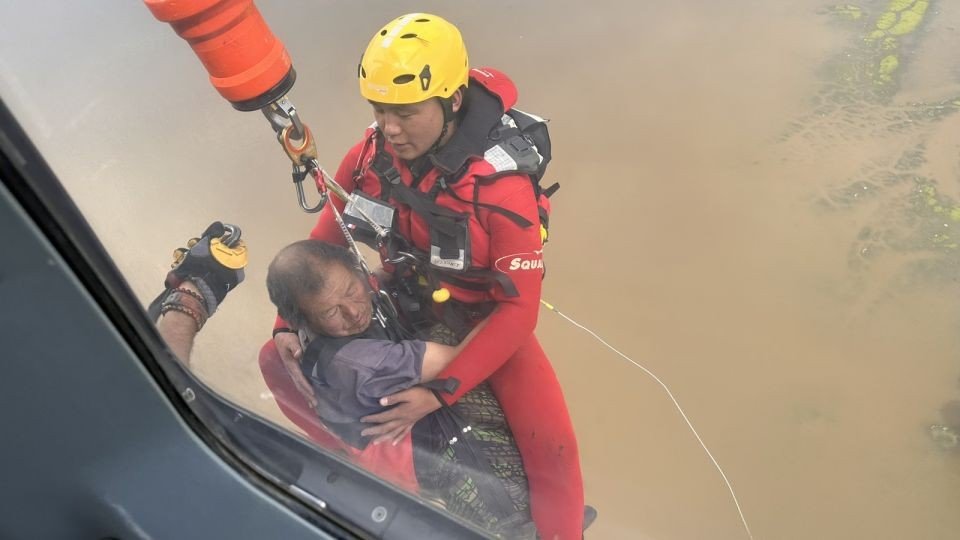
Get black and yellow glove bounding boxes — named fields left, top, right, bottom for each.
left=148, top=221, right=248, bottom=324
left=164, top=221, right=247, bottom=314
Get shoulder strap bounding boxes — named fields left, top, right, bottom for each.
left=368, top=133, right=464, bottom=237
left=439, top=177, right=533, bottom=229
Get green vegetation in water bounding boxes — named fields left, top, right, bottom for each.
left=867, top=0, right=928, bottom=40
left=929, top=424, right=959, bottom=450
left=907, top=182, right=960, bottom=250
left=823, top=4, right=866, bottom=20
left=848, top=175, right=960, bottom=283
left=877, top=54, right=899, bottom=83
left=782, top=1, right=947, bottom=147
left=863, top=0, right=929, bottom=87
left=818, top=0, right=932, bottom=105
left=914, top=183, right=960, bottom=225
left=784, top=1, right=960, bottom=285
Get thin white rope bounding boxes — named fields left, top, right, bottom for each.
left=540, top=299, right=754, bottom=540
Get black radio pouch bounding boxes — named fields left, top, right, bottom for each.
left=429, top=213, right=471, bottom=272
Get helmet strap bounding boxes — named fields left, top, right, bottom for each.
left=427, top=89, right=465, bottom=155
left=428, top=122, right=449, bottom=156
left=428, top=95, right=456, bottom=155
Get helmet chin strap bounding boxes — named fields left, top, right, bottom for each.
left=427, top=95, right=456, bottom=155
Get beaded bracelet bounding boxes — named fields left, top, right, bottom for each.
left=172, top=286, right=208, bottom=312
left=168, top=290, right=205, bottom=313
left=161, top=302, right=206, bottom=332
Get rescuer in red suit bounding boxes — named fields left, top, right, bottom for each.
left=264, top=13, right=585, bottom=538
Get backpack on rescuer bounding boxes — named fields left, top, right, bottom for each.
left=493, top=107, right=559, bottom=245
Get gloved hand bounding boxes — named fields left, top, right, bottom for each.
left=165, top=221, right=247, bottom=315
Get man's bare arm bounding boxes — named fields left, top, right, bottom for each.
left=154, top=221, right=246, bottom=368
left=420, top=318, right=490, bottom=381
left=156, top=280, right=204, bottom=366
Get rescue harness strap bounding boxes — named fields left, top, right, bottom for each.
left=365, top=134, right=522, bottom=297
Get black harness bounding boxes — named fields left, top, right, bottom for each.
left=352, top=83, right=558, bottom=302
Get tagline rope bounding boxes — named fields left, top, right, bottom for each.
left=540, top=299, right=754, bottom=540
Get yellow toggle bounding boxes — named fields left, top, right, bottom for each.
left=539, top=299, right=555, bottom=311
left=540, top=224, right=548, bottom=244
left=210, top=238, right=248, bottom=270
left=432, top=287, right=451, bottom=303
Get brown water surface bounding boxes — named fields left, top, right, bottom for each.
left=2, top=1, right=960, bottom=538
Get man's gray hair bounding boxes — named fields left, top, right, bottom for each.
left=266, top=240, right=360, bottom=328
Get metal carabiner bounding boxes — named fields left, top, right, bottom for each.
left=261, top=96, right=305, bottom=141
left=292, top=163, right=327, bottom=213
left=220, top=223, right=243, bottom=247
left=260, top=97, right=330, bottom=213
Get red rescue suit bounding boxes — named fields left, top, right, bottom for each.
left=262, top=67, right=584, bottom=538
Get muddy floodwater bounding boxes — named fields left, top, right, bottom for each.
left=3, top=1, right=960, bottom=538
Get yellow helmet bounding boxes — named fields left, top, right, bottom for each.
left=358, top=13, right=469, bottom=104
